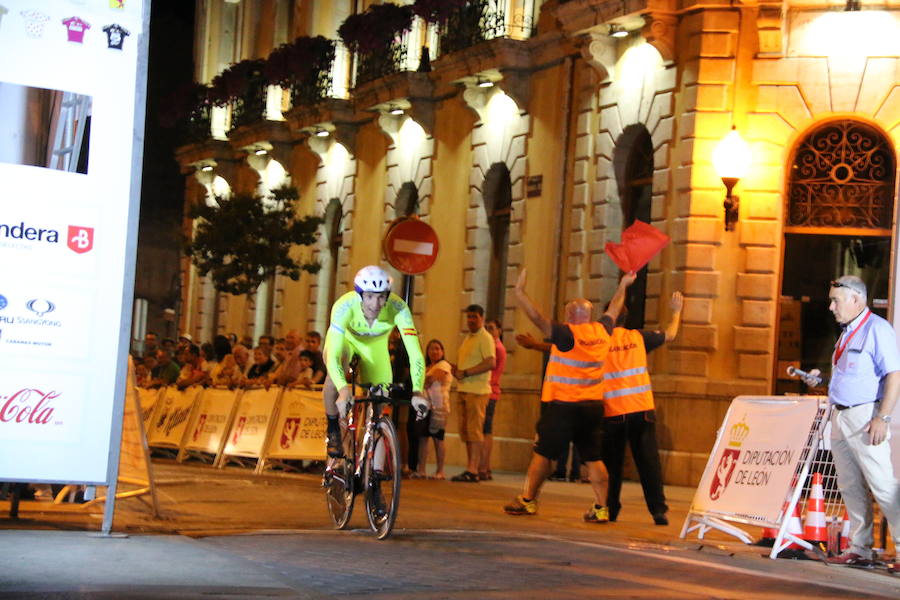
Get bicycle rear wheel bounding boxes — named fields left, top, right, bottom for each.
left=364, top=416, right=401, bottom=539
left=323, top=424, right=357, bottom=529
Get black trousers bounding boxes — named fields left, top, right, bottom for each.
left=602, top=409, right=667, bottom=519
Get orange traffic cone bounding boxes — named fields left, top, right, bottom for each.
left=803, top=473, right=827, bottom=544
left=785, top=502, right=805, bottom=549
left=839, top=507, right=851, bottom=551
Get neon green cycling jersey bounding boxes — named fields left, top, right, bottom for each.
left=324, top=291, right=425, bottom=393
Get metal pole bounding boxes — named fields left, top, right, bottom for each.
left=101, top=0, right=152, bottom=536
left=403, top=274, right=414, bottom=310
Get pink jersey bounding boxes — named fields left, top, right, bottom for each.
left=62, top=16, right=90, bottom=43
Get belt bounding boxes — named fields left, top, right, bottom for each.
left=833, top=401, right=877, bottom=411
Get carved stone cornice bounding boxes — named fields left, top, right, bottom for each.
left=430, top=37, right=533, bottom=100
left=225, top=120, right=294, bottom=169
left=174, top=139, right=236, bottom=176
left=577, top=31, right=617, bottom=82
left=354, top=72, right=436, bottom=136
left=554, top=0, right=648, bottom=36
left=756, top=2, right=784, bottom=57
left=641, top=10, right=677, bottom=62
left=284, top=98, right=361, bottom=156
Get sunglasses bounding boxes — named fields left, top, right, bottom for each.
left=829, top=280, right=863, bottom=294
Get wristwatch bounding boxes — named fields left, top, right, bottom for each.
left=879, top=414, right=892, bottom=423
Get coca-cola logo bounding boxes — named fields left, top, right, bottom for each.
left=0, top=388, right=59, bottom=425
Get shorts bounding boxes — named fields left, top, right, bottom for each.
left=483, top=398, right=498, bottom=435
left=457, top=392, right=489, bottom=443
left=533, top=400, right=604, bottom=462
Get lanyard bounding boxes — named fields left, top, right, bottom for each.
left=833, top=310, right=871, bottom=365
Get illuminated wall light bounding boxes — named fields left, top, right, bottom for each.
left=477, top=78, right=494, bottom=88
left=200, top=165, right=213, bottom=172
left=389, top=105, right=404, bottom=116
left=254, top=148, right=268, bottom=156
left=315, top=128, right=330, bottom=137
left=609, top=24, right=629, bottom=38
left=712, top=126, right=752, bottom=232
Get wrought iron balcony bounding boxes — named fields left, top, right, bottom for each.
left=289, top=42, right=337, bottom=106
left=354, top=31, right=410, bottom=87
left=438, top=0, right=534, bottom=56
left=230, top=79, right=268, bottom=130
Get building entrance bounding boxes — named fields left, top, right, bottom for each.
left=775, top=120, right=896, bottom=395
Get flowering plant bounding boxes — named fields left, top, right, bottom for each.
left=411, top=0, right=467, bottom=25
left=263, top=36, right=335, bottom=88
left=338, top=3, right=414, bottom=54
left=208, top=59, right=266, bottom=106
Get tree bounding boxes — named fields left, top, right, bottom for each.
left=185, top=186, right=322, bottom=295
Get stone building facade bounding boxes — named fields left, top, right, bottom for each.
left=175, top=0, right=900, bottom=485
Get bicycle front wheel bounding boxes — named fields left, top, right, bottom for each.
left=364, top=416, right=401, bottom=539
left=323, top=425, right=357, bottom=529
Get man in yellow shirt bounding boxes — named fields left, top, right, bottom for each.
left=450, top=304, right=496, bottom=482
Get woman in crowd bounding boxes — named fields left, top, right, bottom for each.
left=415, top=339, right=452, bottom=480
left=245, top=346, right=275, bottom=387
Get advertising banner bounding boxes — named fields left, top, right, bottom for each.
left=691, top=396, right=820, bottom=524
left=182, top=388, right=239, bottom=456
left=0, top=0, right=148, bottom=483
left=265, top=389, right=327, bottom=460
left=138, top=387, right=163, bottom=432
left=221, top=387, right=281, bottom=459
left=147, top=386, right=200, bottom=449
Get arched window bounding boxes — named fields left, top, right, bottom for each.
left=483, top=162, right=512, bottom=322
left=617, top=126, right=654, bottom=329
left=324, top=198, right=343, bottom=309
left=787, top=120, right=894, bottom=233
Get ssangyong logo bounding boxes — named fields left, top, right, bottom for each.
left=0, top=222, right=94, bottom=254
left=26, top=299, right=55, bottom=317
left=0, top=388, right=59, bottom=424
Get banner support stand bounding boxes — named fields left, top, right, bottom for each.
left=99, top=0, right=151, bottom=537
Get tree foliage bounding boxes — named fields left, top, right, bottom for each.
left=185, top=186, right=322, bottom=295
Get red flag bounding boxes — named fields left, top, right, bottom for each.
left=604, top=220, right=670, bottom=272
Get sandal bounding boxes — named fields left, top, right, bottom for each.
left=478, top=471, right=493, bottom=481
left=451, top=470, right=480, bottom=482
left=429, top=473, right=445, bottom=480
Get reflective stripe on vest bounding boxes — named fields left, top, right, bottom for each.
left=604, top=383, right=653, bottom=399
left=603, top=366, right=647, bottom=380
left=549, top=355, right=604, bottom=369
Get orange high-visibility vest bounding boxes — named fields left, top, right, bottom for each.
left=602, top=327, right=654, bottom=417
left=540, top=322, right=610, bottom=403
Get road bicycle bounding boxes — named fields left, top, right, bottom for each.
left=322, top=362, right=404, bottom=540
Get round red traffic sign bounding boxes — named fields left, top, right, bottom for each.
left=383, top=218, right=440, bottom=275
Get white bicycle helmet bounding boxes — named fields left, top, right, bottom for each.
left=354, top=265, right=393, bottom=294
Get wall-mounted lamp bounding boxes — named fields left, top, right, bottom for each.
left=315, top=128, right=330, bottom=138
left=608, top=24, right=629, bottom=38
left=477, top=77, right=494, bottom=88
left=712, top=126, right=752, bottom=231
left=254, top=148, right=268, bottom=156
left=200, top=165, right=214, bottom=172
left=388, top=104, right=404, bottom=115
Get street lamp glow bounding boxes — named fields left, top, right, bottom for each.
left=712, top=127, right=751, bottom=180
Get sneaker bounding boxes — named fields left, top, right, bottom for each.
left=825, top=552, right=874, bottom=567
left=450, top=471, right=479, bottom=482
left=653, top=513, right=669, bottom=526
left=326, top=430, right=343, bottom=458
left=584, top=504, right=610, bottom=523
left=504, top=495, right=537, bottom=515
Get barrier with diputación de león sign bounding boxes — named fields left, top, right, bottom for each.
left=178, top=387, right=240, bottom=464
left=680, top=395, right=838, bottom=559
left=217, top=386, right=283, bottom=468
left=258, top=389, right=327, bottom=473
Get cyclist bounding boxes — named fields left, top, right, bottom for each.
left=323, top=265, right=429, bottom=458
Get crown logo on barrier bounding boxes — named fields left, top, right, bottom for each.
left=727, top=418, right=750, bottom=448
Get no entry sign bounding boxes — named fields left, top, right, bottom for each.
left=383, top=218, right=439, bottom=275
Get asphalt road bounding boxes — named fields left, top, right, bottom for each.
left=2, top=461, right=900, bottom=599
